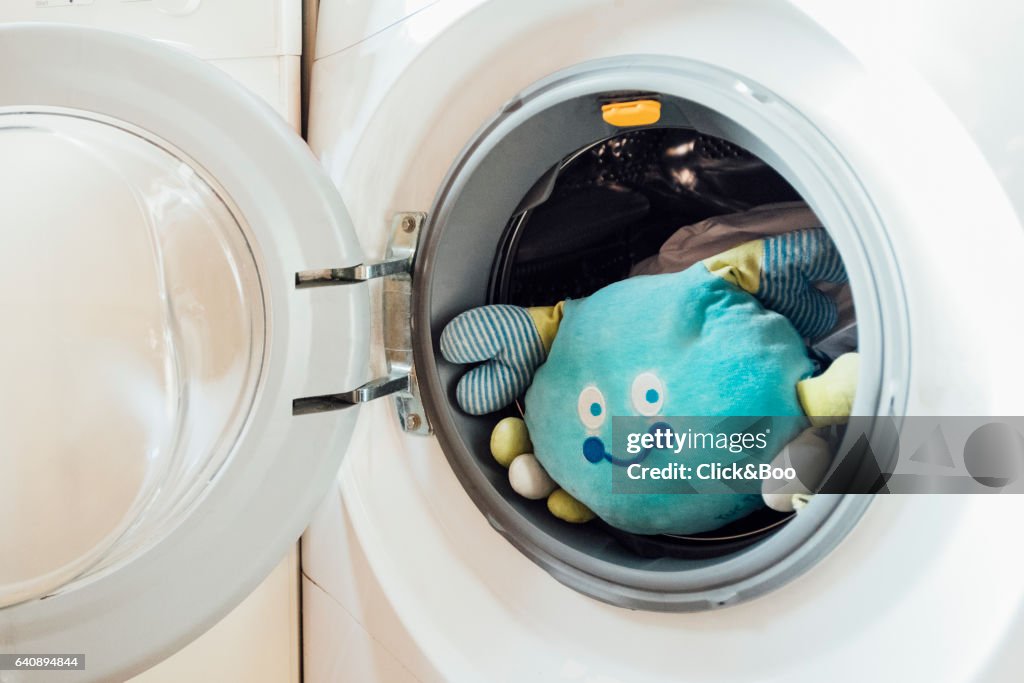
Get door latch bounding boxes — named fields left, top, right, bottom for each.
left=292, top=212, right=432, bottom=435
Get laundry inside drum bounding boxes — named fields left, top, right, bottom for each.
left=487, top=127, right=860, bottom=558
left=0, top=113, right=265, bottom=607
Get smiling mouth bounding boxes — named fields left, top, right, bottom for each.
left=582, top=421, right=671, bottom=467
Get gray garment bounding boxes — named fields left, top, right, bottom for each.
left=630, top=201, right=855, bottom=330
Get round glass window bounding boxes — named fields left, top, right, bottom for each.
left=0, top=112, right=265, bottom=607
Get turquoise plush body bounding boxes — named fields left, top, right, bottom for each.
left=439, top=229, right=848, bottom=536
left=523, top=264, right=813, bottom=535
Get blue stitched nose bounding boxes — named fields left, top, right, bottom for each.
left=581, top=421, right=672, bottom=467
left=583, top=437, right=606, bottom=463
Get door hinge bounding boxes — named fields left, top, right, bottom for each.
left=292, top=212, right=432, bottom=435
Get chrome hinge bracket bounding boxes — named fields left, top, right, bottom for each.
left=292, top=212, right=432, bottom=435
left=294, top=257, right=412, bottom=287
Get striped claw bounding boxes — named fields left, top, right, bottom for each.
left=439, top=305, right=546, bottom=415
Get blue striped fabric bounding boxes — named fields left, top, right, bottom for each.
left=756, top=229, right=848, bottom=339
left=439, top=305, right=546, bottom=415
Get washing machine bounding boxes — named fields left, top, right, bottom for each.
left=302, top=0, right=1024, bottom=681
left=2, top=1, right=1024, bottom=682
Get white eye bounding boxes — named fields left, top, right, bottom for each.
left=631, top=372, right=665, bottom=416
left=577, top=386, right=606, bottom=429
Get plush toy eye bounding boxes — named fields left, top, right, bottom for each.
left=577, top=386, right=606, bottom=429
left=631, top=372, right=665, bottom=416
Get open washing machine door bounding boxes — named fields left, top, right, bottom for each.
left=0, top=23, right=389, bottom=681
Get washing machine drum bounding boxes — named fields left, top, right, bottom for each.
left=425, top=124, right=864, bottom=557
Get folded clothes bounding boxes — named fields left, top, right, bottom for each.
left=630, top=201, right=854, bottom=332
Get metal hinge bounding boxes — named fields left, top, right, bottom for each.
left=292, top=212, right=432, bottom=435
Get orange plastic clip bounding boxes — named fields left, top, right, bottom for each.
left=600, top=99, right=661, bottom=127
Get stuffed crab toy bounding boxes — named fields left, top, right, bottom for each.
left=441, top=229, right=859, bottom=535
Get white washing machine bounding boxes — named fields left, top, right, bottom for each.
left=1, top=1, right=1024, bottom=682
left=302, top=0, right=1024, bottom=681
